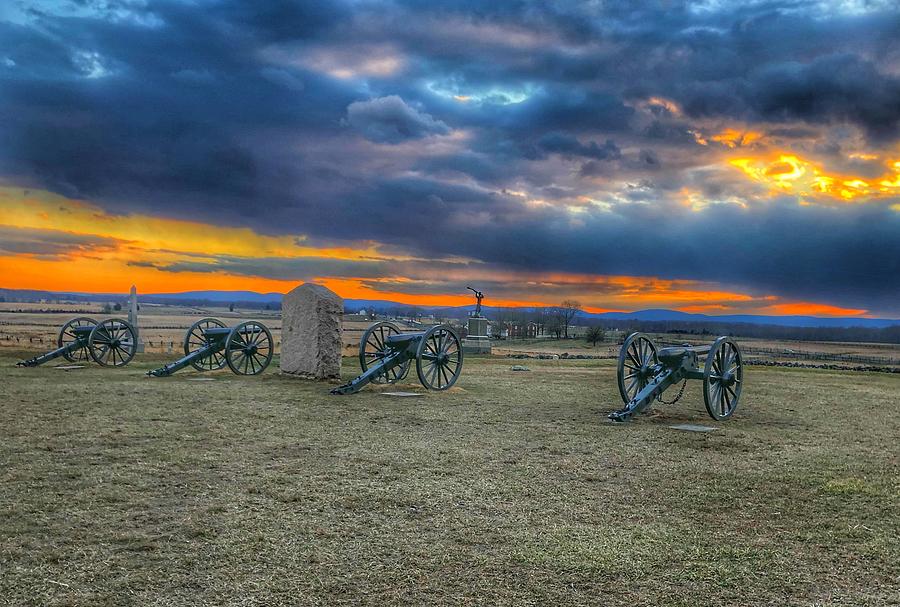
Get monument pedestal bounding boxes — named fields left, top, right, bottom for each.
left=463, top=315, right=491, bottom=355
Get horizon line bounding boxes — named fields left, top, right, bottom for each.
left=2, top=286, right=897, bottom=323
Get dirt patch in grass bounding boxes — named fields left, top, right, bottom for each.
left=1, top=353, right=898, bottom=606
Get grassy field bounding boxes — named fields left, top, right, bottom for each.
left=4, top=303, right=898, bottom=366
left=494, top=335, right=900, bottom=360
left=1, top=352, right=898, bottom=606
left=0, top=309, right=414, bottom=356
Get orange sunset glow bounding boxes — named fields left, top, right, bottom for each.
left=0, top=186, right=876, bottom=317
left=730, top=153, right=900, bottom=202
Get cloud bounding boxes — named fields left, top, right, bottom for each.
left=1, top=0, right=900, bottom=315
left=0, top=226, right=120, bottom=259
left=344, top=96, right=450, bottom=144
left=136, top=255, right=392, bottom=281
left=746, top=54, right=900, bottom=141
left=536, top=133, right=621, bottom=161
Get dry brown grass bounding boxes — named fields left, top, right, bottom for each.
left=0, top=310, right=422, bottom=356
left=1, top=351, right=898, bottom=606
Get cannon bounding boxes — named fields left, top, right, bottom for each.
left=331, top=322, right=463, bottom=395
left=17, top=317, right=138, bottom=368
left=148, top=318, right=273, bottom=377
left=609, top=333, right=744, bottom=422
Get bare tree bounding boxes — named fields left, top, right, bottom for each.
left=544, top=314, right=563, bottom=339
left=585, top=325, right=604, bottom=347
left=559, top=300, right=582, bottom=338
left=492, top=307, right=514, bottom=340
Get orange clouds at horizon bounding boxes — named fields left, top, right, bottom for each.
left=0, top=186, right=873, bottom=318
left=678, top=301, right=866, bottom=317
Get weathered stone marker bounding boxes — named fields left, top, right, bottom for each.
left=128, top=285, right=145, bottom=353
left=280, top=283, right=343, bottom=380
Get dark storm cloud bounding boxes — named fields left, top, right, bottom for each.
left=344, top=96, right=450, bottom=144
left=746, top=54, right=900, bottom=141
left=2, top=0, right=900, bottom=313
left=131, top=254, right=478, bottom=282
left=0, top=226, right=119, bottom=258
left=414, top=152, right=509, bottom=184
left=419, top=199, right=900, bottom=314
left=535, top=133, right=621, bottom=161
left=134, top=256, right=391, bottom=280
left=0, top=1, right=357, bottom=219
left=216, top=0, right=349, bottom=43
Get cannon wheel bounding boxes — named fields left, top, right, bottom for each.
left=225, top=321, right=273, bottom=376
left=617, top=332, right=659, bottom=405
left=703, top=337, right=743, bottom=420
left=184, top=317, right=228, bottom=371
left=88, top=319, right=137, bottom=367
left=59, top=317, right=98, bottom=362
left=416, top=325, right=463, bottom=391
left=360, top=321, right=410, bottom=383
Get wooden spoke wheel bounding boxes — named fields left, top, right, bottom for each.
left=184, top=317, right=227, bottom=371
left=617, top=332, right=659, bottom=405
left=88, top=319, right=137, bottom=367
left=360, top=321, right=410, bottom=384
left=703, top=337, right=743, bottom=420
left=416, top=325, right=463, bottom=391
left=58, top=317, right=98, bottom=363
left=225, top=321, right=273, bottom=376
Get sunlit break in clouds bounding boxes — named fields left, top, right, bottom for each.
left=1, top=0, right=899, bottom=317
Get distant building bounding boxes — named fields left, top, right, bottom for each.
left=507, top=321, right=539, bottom=339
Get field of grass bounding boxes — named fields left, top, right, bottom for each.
left=0, top=310, right=416, bottom=356
left=4, top=303, right=898, bottom=367
left=1, top=351, right=898, bottom=606
left=495, top=334, right=900, bottom=359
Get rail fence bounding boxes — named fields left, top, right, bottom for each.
left=739, top=345, right=899, bottom=366
left=0, top=334, right=284, bottom=354
left=3, top=333, right=898, bottom=366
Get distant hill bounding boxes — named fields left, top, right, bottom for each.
left=1, top=288, right=898, bottom=329
left=585, top=308, right=899, bottom=329
left=0, top=287, right=282, bottom=309
left=149, top=290, right=282, bottom=303
left=346, top=301, right=900, bottom=329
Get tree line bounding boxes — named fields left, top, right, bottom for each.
left=489, top=301, right=584, bottom=338
left=600, top=319, right=900, bottom=345
left=349, top=301, right=900, bottom=345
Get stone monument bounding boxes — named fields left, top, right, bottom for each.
left=463, top=286, right=491, bottom=355
left=280, top=283, right=343, bottom=380
left=128, top=285, right=145, bottom=353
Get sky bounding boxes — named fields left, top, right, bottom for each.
left=1, top=0, right=899, bottom=317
